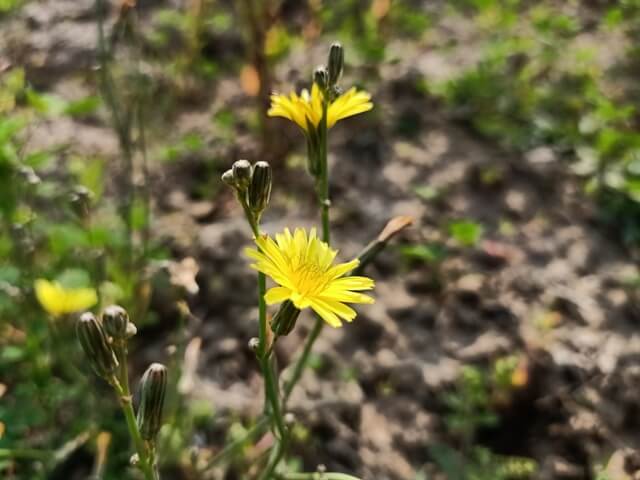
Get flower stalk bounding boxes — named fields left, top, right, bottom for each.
left=76, top=306, right=164, bottom=480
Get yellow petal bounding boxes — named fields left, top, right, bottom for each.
left=63, top=287, right=98, bottom=313
left=309, top=298, right=342, bottom=328
left=34, top=279, right=97, bottom=316
left=328, top=276, right=375, bottom=291
left=35, top=279, right=64, bottom=316
left=325, top=259, right=359, bottom=280
left=264, top=286, right=292, bottom=305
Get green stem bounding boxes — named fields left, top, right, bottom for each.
left=238, top=193, right=289, bottom=476
left=258, top=272, right=268, bottom=359
left=114, top=383, right=155, bottom=480
left=111, top=351, right=156, bottom=480
left=277, top=473, right=362, bottom=480
left=262, top=357, right=286, bottom=440
left=284, top=92, right=330, bottom=407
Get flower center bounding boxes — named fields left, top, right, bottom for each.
left=290, top=261, right=329, bottom=297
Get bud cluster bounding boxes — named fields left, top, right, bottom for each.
left=222, top=159, right=272, bottom=221
left=76, top=305, right=139, bottom=382
left=314, top=42, right=344, bottom=101
left=77, top=306, right=168, bottom=454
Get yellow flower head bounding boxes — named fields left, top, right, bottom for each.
left=34, top=279, right=98, bottom=317
left=245, top=228, right=375, bottom=328
left=268, top=84, right=373, bottom=133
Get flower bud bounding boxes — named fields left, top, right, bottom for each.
left=137, top=363, right=168, bottom=441
left=248, top=337, right=260, bottom=352
left=270, top=300, right=301, bottom=336
left=313, top=65, right=329, bottom=92
left=328, top=42, right=344, bottom=87
left=221, top=169, right=235, bottom=187
left=248, top=161, right=272, bottom=215
left=77, top=312, right=119, bottom=379
left=102, top=305, right=130, bottom=341
left=232, top=160, right=252, bottom=190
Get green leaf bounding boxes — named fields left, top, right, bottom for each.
left=449, top=220, right=484, bottom=247
left=64, top=96, right=101, bottom=117
left=25, top=89, right=68, bottom=116
left=400, top=244, right=447, bottom=263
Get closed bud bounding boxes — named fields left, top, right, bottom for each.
left=270, top=300, right=301, bottom=336
left=248, top=337, right=260, bottom=352
left=328, top=42, right=344, bottom=87
left=232, top=160, right=252, bottom=190
left=248, top=161, right=272, bottom=215
left=221, top=169, right=235, bottom=187
left=313, top=65, right=329, bottom=92
left=102, top=305, right=129, bottom=341
left=69, top=185, right=92, bottom=218
left=77, top=312, right=119, bottom=379
left=137, top=363, right=168, bottom=441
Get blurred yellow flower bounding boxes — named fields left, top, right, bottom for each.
left=245, top=228, right=374, bottom=327
left=268, top=84, right=373, bottom=133
left=34, top=279, right=98, bottom=317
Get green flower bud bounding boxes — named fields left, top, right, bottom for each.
left=77, top=312, right=119, bottom=379
left=328, top=42, right=344, bottom=87
left=232, top=160, right=252, bottom=190
left=313, top=66, right=329, bottom=93
left=270, top=300, right=301, bottom=336
left=137, top=363, right=168, bottom=441
left=221, top=169, right=235, bottom=187
left=102, top=305, right=130, bottom=341
left=248, top=161, right=272, bottom=215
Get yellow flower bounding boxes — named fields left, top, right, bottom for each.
left=268, top=84, right=373, bottom=133
left=34, top=279, right=98, bottom=317
left=245, top=228, right=374, bottom=328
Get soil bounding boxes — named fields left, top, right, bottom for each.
left=3, top=1, right=640, bottom=479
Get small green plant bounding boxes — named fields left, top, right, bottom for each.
left=435, top=359, right=535, bottom=480
left=449, top=220, right=484, bottom=247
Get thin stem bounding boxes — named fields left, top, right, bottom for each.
left=262, top=357, right=286, bottom=440
left=283, top=92, right=330, bottom=406
left=258, top=272, right=268, bottom=359
left=110, top=344, right=156, bottom=480
left=319, top=100, right=330, bottom=245
left=238, top=192, right=289, bottom=476
left=112, top=379, right=155, bottom=480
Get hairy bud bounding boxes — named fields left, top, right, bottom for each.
left=248, top=161, right=272, bottom=215
left=270, top=300, right=301, bottom=336
left=221, top=169, right=235, bottom=187
left=313, top=65, right=329, bottom=93
left=328, top=42, right=344, bottom=87
left=102, top=305, right=130, bottom=341
left=77, top=312, right=119, bottom=379
left=232, top=160, right=252, bottom=191
left=137, top=363, right=168, bottom=441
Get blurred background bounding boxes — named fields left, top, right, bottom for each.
left=2, top=0, right=640, bottom=479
